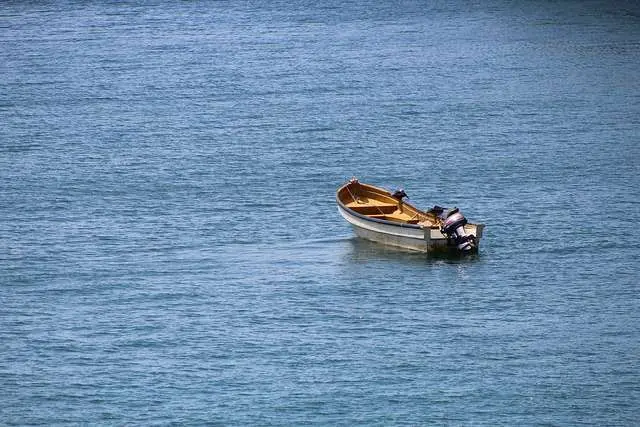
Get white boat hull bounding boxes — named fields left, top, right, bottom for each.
left=338, top=204, right=483, bottom=253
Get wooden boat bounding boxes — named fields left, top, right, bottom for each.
left=337, top=178, right=484, bottom=253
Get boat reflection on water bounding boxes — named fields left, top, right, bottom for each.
left=345, top=236, right=481, bottom=265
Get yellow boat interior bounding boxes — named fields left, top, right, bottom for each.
left=337, top=179, right=440, bottom=227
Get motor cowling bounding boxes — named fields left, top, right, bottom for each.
left=440, top=208, right=476, bottom=252
left=391, top=188, right=407, bottom=201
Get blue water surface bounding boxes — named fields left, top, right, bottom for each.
left=2, top=1, right=639, bottom=425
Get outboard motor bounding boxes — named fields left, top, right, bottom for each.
left=391, top=188, right=407, bottom=201
left=440, top=208, right=476, bottom=252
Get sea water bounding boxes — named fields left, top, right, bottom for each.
left=2, top=1, right=639, bottom=424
